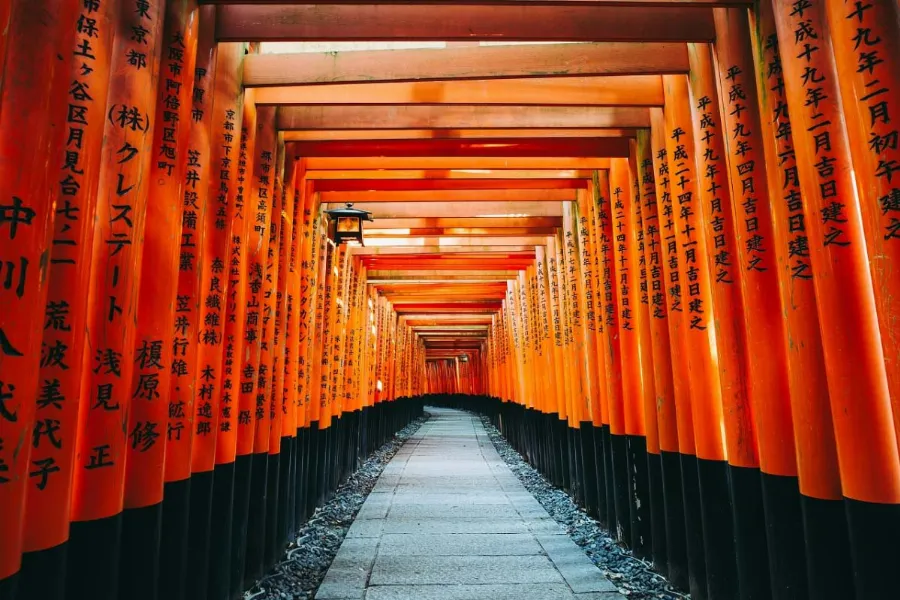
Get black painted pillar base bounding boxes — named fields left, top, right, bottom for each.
left=264, top=450, right=281, bottom=568
left=626, top=435, right=651, bottom=559
left=660, top=451, right=689, bottom=592
left=580, top=423, right=598, bottom=517
left=276, top=436, right=293, bottom=551
left=119, top=502, right=163, bottom=600
left=230, top=454, right=254, bottom=597
left=207, top=461, right=235, bottom=600
left=316, top=424, right=329, bottom=508
left=845, top=497, right=900, bottom=600
left=0, top=572, right=17, bottom=600
left=728, top=465, right=771, bottom=600
left=696, top=458, right=739, bottom=600
left=603, top=427, right=616, bottom=530
left=800, top=495, right=853, bottom=600
left=244, top=451, right=269, bottom=589
left=679, top=454, right=707, bottom=600
left=158, top=478, right=192, bottom=600
left=185, top=469, right=214, bottom=600
left=18, top=542, right=67, bottom=600
left=610, top=433, right=631, bottom=545
left=647, top=450, right=668, bottom=573
left=593, top=425, right=609, bottom=527
left=760, top=472, right=807, bottom=600
left=66, top=513, right=123, bottom=600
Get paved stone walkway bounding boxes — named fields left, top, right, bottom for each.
left=315, top=408, right=625, bottom=600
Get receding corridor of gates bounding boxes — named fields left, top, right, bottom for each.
left=1, top=1, right=900, bottom=599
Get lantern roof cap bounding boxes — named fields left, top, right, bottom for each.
left=326, top=202, right=373, bottom=221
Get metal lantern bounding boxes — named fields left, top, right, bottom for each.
left=325, top=202, right=373, bottom=246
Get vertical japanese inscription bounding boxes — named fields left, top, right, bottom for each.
left=71, top=0, right=164, bottom=524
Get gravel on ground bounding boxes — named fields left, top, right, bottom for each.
left=246, top=415, right=430, bottom=600
left=480, top=416, right=689, bottom=600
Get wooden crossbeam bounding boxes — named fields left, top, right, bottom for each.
left=365, top=227, right=559, bottom=236
left=278, top=106, right=650, bottom=130
left=283, top=129, right=639, bottom=141
left=255, top=76, right=664, bottom=106
left=307, top=169, right=594, bottom=180
left=217, top=5, right=714, bottom=42
left=319, top=189, right=575, bottom=202
left=291, top=138, right=628, bottom=157
left=306, top=157, right=612, bottom=170
left=333, top=201, right=564, bottom=218
left=244, top=43, right=689, bottom=86
left=313, top=179, right=587, bottom=191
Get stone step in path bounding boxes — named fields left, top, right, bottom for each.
left=315, top=407, right=625, bottom=600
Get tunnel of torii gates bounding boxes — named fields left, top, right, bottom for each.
left=3, top=1, right=900, bottom=600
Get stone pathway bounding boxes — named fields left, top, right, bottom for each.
left=314, top=408, right=625, bottom=600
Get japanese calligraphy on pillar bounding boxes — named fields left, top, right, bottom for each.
left=761, top=32, right=811, bottom=280
left=125, top=0, right=199, bottom=508
left=223, top=106, right=255, bottom=461
left=262, top=144, right=284, bottom=453
left=668, top=124, right=707, bottom=330
left=25, top=0, right=115, bottom=557
left=241, top=107, right=275, bottom=457
left=694, top=91, right=737, bottom=286
left=194, top=42, right=244, bottom=472
left=639, top=152, right=666, bottom=320
left=70, top=0, right=164, bottom=526
left=170, top=7, right=215, bottom=482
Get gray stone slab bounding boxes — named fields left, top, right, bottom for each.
left=314, top=408, right=622, bottom=600
left=387, top=492, right=511, bottom=505
left=365, top=583, right=578, bottom=600
left=378, top=533, right=542, bottom=556
left=369, top=555, right=565, bottom=585
left=382, top=518, right=534, bottom=535
left=385, top=503, right=521, bottom=520
left=536, top=534, right=620, bottom=594
left=315, top=537, right=379, bottom=599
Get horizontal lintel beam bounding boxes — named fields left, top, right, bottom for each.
left=244, top=43, right=689, bottom=86
left=218, top=5, right=714, bottom=43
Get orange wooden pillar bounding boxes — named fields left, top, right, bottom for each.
left=155, top=8, right=217, bottom=600
left=772, top=0, right=900, bottom=595
left=575, top=189, right=605, bottom=520
left=189, top=39, right=244, bottom=600
left=240, top=105, right=277, bottom=588
left=649, top=108, right=697, bottom=594
left=663, top=74, right=730, bottom=600
left=583, top=178, right=612, bottom=527
left=748, top=4, right=851, bottom=594
left=826, top=0, right=900, bottom=457
left=609, top=158, right=653, bottom=557
left=635, top=130, right=688, bottom=587
left=65, top=2, right=164, bottom=599
left=0, top=0, right=79, bottom=596
left=118, top=3, right=200, bottom=599
left=593, top=170, right=630, bottom=542
left=208, top=86, right=257, bottom=600
left=261, top=138, right=285, bottom=565
left=14, top=1, right=112, bottom=598
left=686, top=42, right=758, bottom=599
left=180, top=19, right=222, bottom=600
left=295, top=172, right=322, bottom=525
left=713, top=10, right=812, bottom=596
left=272, top=157, right=299, bottom=539
left=627, top=144, right=662, bottom=563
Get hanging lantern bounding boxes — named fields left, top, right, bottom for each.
left=325, top=202, right=373, bottom=246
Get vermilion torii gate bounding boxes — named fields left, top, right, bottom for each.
left=0, top=1, right=899, bottom=600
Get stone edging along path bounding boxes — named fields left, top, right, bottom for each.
left=245, top=415, right=431, bottom=600
left=480, top=416, right=689, bottom=600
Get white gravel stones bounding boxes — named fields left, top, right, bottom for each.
left=480, top=416, right=689, bottom=600
left=246, top=416, right=430, bottom=600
